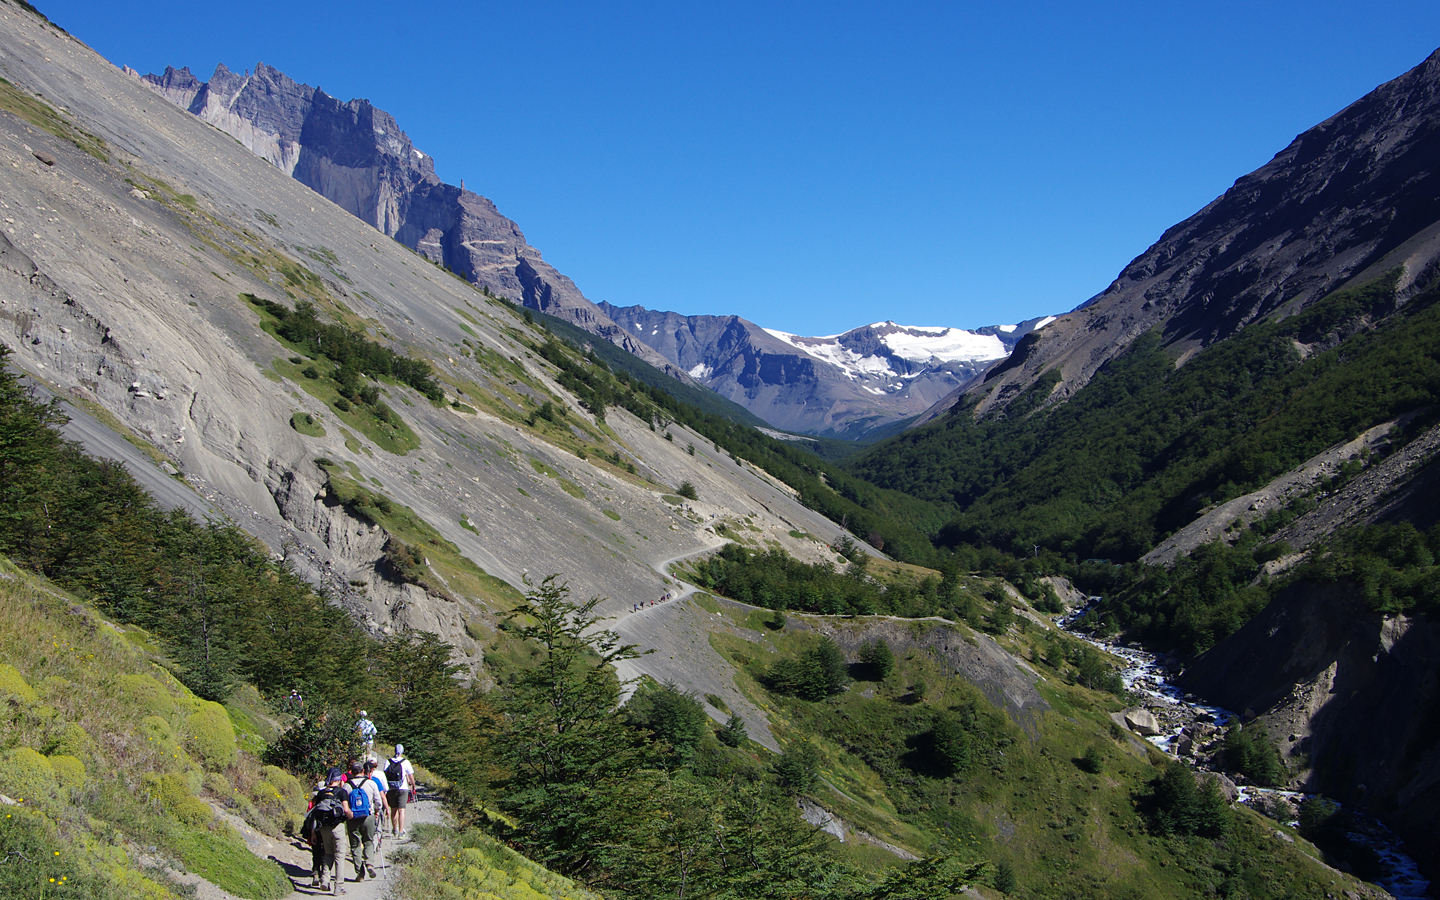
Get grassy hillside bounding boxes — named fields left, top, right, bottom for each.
left=691, top=591, right=1383, bottom=900
left=0, top=558, right=295, bottom=900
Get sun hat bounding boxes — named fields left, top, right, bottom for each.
left=326, top=767, right=344, bottom=783
left=394, top=744, right=404, bottom=755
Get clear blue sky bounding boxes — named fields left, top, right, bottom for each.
left=38, top=1, right=1440, bottom=335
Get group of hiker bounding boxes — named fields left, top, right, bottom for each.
left=299, top=709, right=417, bottom=892
left=633, top=591, right=675, bottom=612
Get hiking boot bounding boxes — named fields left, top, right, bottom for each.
left=355, top=867, right=366, bottom=882
left=366, top=864, right=377, bottom=879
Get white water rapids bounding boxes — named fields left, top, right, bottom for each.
left=1060, top=605, right=1430, bottom=900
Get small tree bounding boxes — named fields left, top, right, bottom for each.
left=676, top=481, right=699, bottom=501
left=772, top=739, right=822, bottom=794
left=625, top=680, right=709, bottom=765
left=718, top=714, right=748, bottom=747
left=858, top=639, right=895, bottom=680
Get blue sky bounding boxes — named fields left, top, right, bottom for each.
left=39, top=1, right=1440, bottom=335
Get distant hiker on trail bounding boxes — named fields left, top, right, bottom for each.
left=284, top=688, right=303, bottom=715
left=346, top=761, right=381, bottom=881
left=357, top=710, right=377, bottom=750
left=385, top=745, right=416, bottom=838
left=308, top=768, right=352, bottom=890
left=363, top=757, right=391, bottom=836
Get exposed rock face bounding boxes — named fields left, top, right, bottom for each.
left=1180, top=582, right=1440, bottom=883
left=600, top=303, right=1035, bottom=437
left=943, top=46, right=1440, bottom=421
left=137, top=63, right=678, bottom=375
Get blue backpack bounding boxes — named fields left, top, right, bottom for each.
left=348, top=781, right=372, bottom=818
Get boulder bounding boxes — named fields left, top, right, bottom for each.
left=1123, top=707, right=1162, bottom=735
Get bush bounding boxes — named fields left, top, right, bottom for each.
left=168, top=826, right=291, bottom=900
left=186, top=701, right=238, bottom=770
left=1148, top=762, right=1229, bottom=837
left=0, top=747, right=58, bottom=809
left=44, top=721, right=95, bottom=759
left=676, top=481, right=699, bottom=501
left=142, top=771, right=213, bottom=827
left=0, top=663, right=38, bottom=704
left=47, top=753, right=85, bottom=791
left=115, top=673, right=180, bottom=717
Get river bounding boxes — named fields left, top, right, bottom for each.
left=1059, top=605, right=1430, bottom=900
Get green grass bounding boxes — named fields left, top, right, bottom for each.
left=603, top=509, right=621, bottom=521
left=0, top=77, right=109, bottom=161
left=0, top=560, right=295, bottom=900
left=270, top=356, right=419, bottom=454
left=289, top=411, right=325, bottom=437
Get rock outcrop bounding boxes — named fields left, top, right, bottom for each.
left=138, top=63, right=678, bottom=375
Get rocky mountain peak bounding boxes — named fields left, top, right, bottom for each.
left=136, top=60, right=677, bottom=374
left=953, top=44, right=1440, bottom=421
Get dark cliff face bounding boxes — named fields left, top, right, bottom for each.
left=1180, top=582, right=1440, bottom=884
left=139, top=63, right=678, bottom=373
left=956, top=46, right=1440, bottom=421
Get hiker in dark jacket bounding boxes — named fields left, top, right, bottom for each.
left=308, top=768, right=352, bottom=889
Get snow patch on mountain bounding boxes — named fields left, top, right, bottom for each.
left=762, top=321, right=1010, bottom=383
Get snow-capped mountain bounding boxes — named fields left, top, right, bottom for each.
left=599, top=304, right=1047, bottom=438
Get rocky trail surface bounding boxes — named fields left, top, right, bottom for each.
left=1060, top=608, right=1429, bottom=900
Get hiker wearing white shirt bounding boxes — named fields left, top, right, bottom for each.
left=384, top=744, right=417, bottom=837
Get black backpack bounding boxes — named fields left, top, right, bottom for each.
left=384, top=757, right=404, bottom=785
left=312, top=790, right=345, bottom=827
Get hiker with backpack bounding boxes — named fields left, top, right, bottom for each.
left=346, top=761, right=381, bottom=881
left=307, top=768, right=353, bottom=890
left=384, top=745, right=416, bottom=838
left=356, top=711, right=377, bottom=751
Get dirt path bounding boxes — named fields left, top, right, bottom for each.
left=263, top=784, right=446, bottom=899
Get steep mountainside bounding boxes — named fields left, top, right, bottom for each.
left=936, top=46, right=1440, bottom=422
left=600, top=301, right=1038, bottom=437
left=137, top=62, right=679, bottom=375
left=0, top=8, right=855, bottom=742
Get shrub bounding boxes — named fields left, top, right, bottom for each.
left=0, top=663, right=38, bottom=704
left=47, top=753, right=85, bottom=791
left=142, top=771, right=213, bottom=827
left=43, top=721, right=95, bottom=760
left=676, top=481, right=699, bottom=500
left=625, top=681, right=709, bottom=764
left=1148, top=762, right=1229, bottom=837
left=186, top=701, right=238, bottom=770
left=0, top=747, right=57, bottom=808
left=168, top=826, right=291, bottom=900
left=115, top=672, right=180, bottom=717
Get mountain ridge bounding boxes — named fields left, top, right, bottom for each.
left=600, top=301, right=1042, bottom=437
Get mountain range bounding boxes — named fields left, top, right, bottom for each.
left=138, top=61, right=1038, bottom=439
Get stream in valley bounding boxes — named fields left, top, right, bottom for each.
left=1059, top=605, right=1430, bottom=900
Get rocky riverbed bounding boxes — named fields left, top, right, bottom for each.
left=1059, top=606, right=1430, bottom=900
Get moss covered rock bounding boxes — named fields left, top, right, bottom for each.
left=185, top=700, right=238, bottom=770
